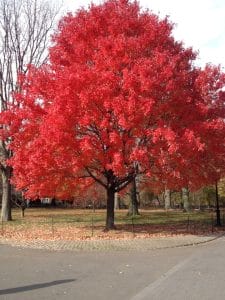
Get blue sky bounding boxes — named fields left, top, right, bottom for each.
left=62, top=0, right=225, bottom=68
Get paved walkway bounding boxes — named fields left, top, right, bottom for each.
left=0, top=233, right=223, bottom=252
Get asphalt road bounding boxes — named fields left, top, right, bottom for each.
left=0, top=237, right=225, bottom=300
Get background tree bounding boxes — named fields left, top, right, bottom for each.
left=127, top=177, right=140, bottom=216
left=182, top=187, right=190, bottom=212
left=0, top=0, right=59, bottom=221
left=1, top=0, right=225, bottom=230
left=114, top=192, right=120, bottom=210
left=164, top=189, right=171, bottom=210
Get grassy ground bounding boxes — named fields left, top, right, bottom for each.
left=9, top=207, right=217, bottom=223
left=0, top=208, right=224, bottom=240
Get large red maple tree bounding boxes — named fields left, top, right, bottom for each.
left=2, top=0, right=225, bottom=229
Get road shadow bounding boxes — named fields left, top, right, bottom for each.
left=0, top=279, right=75, bottom=295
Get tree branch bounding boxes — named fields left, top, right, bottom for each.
left=85, top=167, right=107, bottom=188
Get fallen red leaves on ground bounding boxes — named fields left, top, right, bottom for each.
left=1, top=223, right=223, bottom=241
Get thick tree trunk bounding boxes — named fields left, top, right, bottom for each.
left=1, top=167, right=12, bottom=221
left=106, top=187, right=115, bottom=230
left=164, top=189, right=171, bottom=210
left=127, top=178, right=140, bottom=216
left=182, top=187, right=190, bottom=212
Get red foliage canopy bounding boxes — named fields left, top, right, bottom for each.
left=2, top=0, right=225, bottom=202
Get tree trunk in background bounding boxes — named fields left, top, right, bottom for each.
left=164, top=189, right=171, bottom=210
left=215, top=181, right=221, bottom=226
left=1, top=166, right=12, bottom=221
left=20, top=194, right=27, bottom=218
left=114, top=192, right=120, bottom=210
left=127, top=177, right=140, bottom=216
left=106, top=187, right=116, bottom=230
left=182, top=187, right=190, bottom=212
left=21, top=208, right=25, bottom=218
left=51, top=198, right=57, bottom=207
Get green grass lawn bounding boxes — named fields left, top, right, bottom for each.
left=8, top=207, right=218, bottom=226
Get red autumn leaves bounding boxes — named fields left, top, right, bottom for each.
left=1, top=0, right=225, bottom=211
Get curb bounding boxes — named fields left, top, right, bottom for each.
left=154, top=232, right=225, bottom=250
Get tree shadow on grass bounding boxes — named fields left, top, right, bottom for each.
left=87, top=222, right=219, bottom=237
left=0, top=279, right=75, bottom=295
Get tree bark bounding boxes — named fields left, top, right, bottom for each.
left=215, top=181, right=221, bottom=226
left=106, top=187, right=116, bottom=230
left=20, top=195, right=26, bottom=218
left=51, top=198, right=57, bottom=207
left=114, top=192, right=120, bottom=210
left=21, top=208, right=25, bottom=218
left=182, top=187, right=190, bottom=212
left=127, top=178, right=140, bottom=216
left=1, top=167, right=12, bottom=221
left=164, top=189, right=171, bottom=210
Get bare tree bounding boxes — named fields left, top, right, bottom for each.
left=0, top=0, right=60, bottom=221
